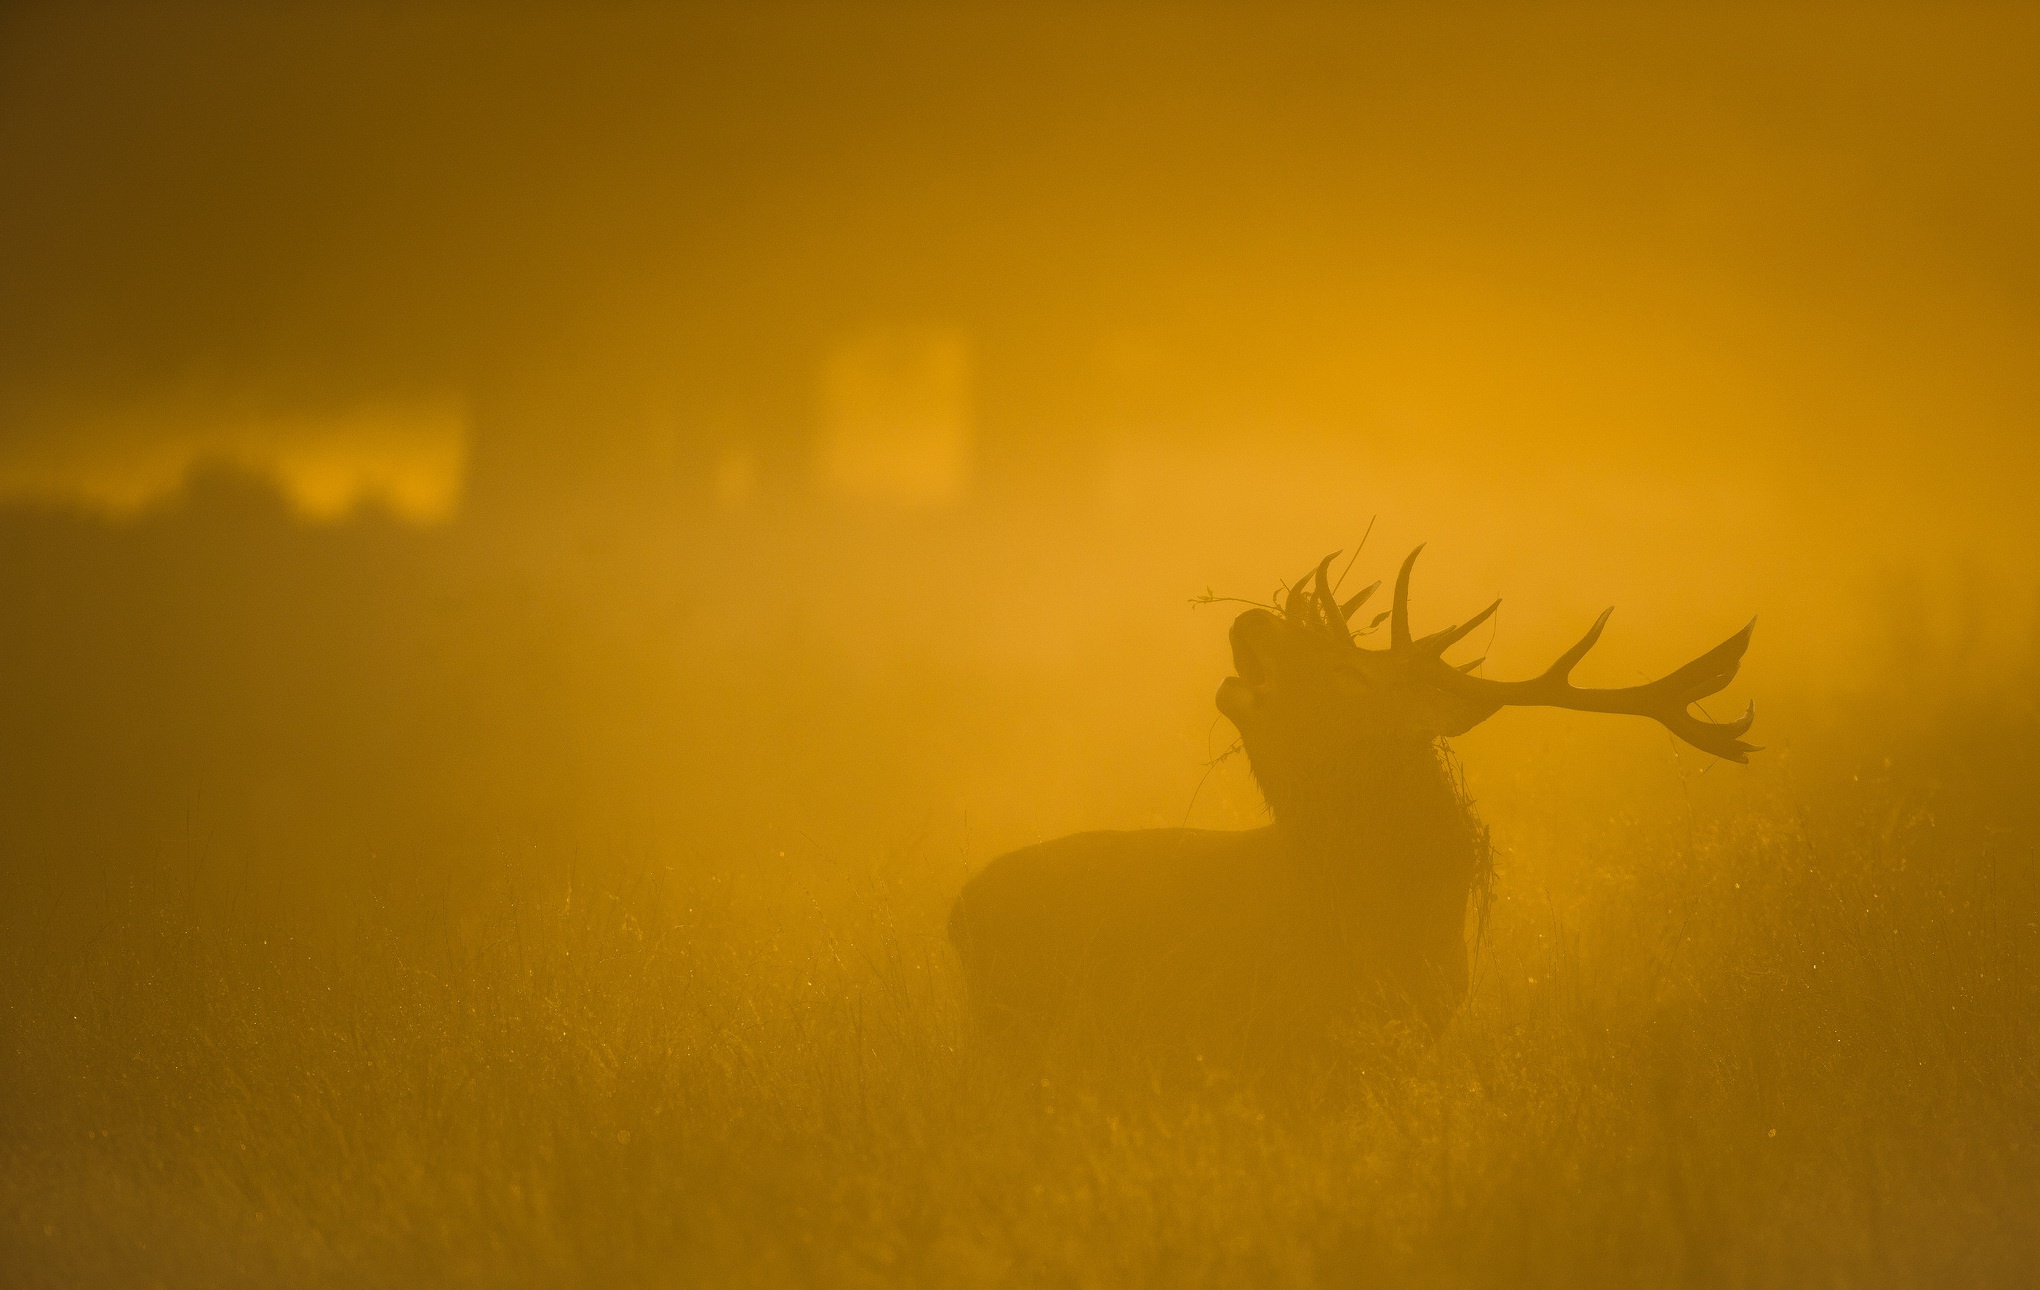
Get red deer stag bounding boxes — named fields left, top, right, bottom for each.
left=950, top=546, right=1755, bottom=1064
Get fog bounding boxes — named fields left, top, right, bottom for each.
left=4, top=5, right=2038, bottom=1286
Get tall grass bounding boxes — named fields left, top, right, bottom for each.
left=6, top=697, right=2036, bottom=1288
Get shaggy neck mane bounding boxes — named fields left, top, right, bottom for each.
left=1242, top=726, right=1491, bottom=1021
left=1245, top=730, right=1488, bottom=895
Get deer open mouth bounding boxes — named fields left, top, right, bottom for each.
left=1217, top=612, right=1279, bottom=724
left=1227, top=611, right=1276, bottom=686
left=1231, top=644, right=1268, bottom=686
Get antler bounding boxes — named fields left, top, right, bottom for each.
left=1389, top=547, right=1760, bottom=762
left=1282, top=551, right=1385, bottom=642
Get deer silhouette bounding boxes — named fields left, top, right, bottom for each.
left=950, top=546, right=1755, bottom=1065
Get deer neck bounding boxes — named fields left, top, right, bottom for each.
left=1251, top=735, right=1479, bottom=886
left=1249, top=733, right=1483, bottom=1021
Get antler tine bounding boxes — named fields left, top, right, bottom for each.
left=1390, top=544, right=1424, bottom=649
left=1416, top=599, right=1501, bottom=656
left=1311, top=552, right=1343, bottom=637
left=1393, top=545, right=1499, bottom=657
left=1662, top=699, right=1760, bottom=762
left=1283, top=569, right=1314, bottom=621
left=1655, top=617, right=1757, bottom=706
left=1341, top=581, right=1382, bottom=621
left=1541, top=607, right=1614, bottom=682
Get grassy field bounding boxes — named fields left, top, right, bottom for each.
left=6, top=691, right=2036, bottom=1288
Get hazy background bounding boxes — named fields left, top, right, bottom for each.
left=4, top=4, right=2038, bottom=1286
left=4, top=1, right=2034, bottom=868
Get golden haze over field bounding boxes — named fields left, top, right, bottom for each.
left=2, top=4, right=2036, bottom=1285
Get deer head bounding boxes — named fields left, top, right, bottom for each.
left=1217, top=546, right=1759, bottom=774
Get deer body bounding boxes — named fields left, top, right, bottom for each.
left=951, top=546, right=1754, bottom=1063
left=952, top=772, right=1484, bottom=1060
